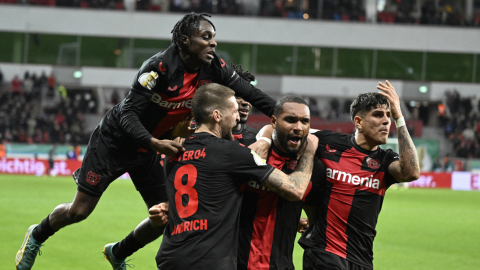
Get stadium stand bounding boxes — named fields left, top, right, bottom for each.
left=0, top=72, right=94, bottom=145
left=1, top=0, right=479, bottom=26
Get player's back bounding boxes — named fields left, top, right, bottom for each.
left=156, top=132, right=274, bottom=270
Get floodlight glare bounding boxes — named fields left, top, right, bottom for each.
left=73, top=71, right=83, bottom=79
left=419, top=86, right=428, bottom=93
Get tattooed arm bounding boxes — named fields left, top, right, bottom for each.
left=263, top=134, right=318, bottom=201
left=377, top=81, right=420, bottom=182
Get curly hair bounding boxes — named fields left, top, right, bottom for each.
left=171, top=12, right=215, bottom=49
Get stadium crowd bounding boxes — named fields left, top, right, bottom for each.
left=0, top=69, right=92, bottom=145
left=1, top=0, right=479, bottom=26
left=440, top=89, right=480, bottom=159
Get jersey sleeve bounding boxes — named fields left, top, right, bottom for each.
left=384, top=149, right=400, bottom=187
left=218, top=60, right=276, bottom=117
left=117, top=89, right=154, bottom=149
left=118, top=55, right=169, bottom=149
left=228, top=142, right=275, bottom=184
left=303, top=157, right=326, bottom=206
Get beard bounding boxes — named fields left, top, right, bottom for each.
left=277, top=133, right=308, bottom=155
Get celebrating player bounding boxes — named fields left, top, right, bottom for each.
left=299, top=81, right=420, bottom=270
left=238, top=95, right=325, bottom=270
left=15, top=13, right=276, bottom=270
left=230, top=64, right=259, bottom=146
left=151, top=83, right=317, bottom=269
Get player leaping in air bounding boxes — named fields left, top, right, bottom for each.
left=15, top=13, right=276, bottom=270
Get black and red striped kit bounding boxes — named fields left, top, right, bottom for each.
left=238, top=143, right=324, bottom=270
left=156, top=132, right=275, bottom=270
left=299, top=130, right=399, bottom=270
left=73, top=44, right=275, bottom=201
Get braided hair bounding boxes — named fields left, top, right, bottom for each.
left=230, top=63, right=256, bottom=83
left=171, top=12, right=215, bottom=50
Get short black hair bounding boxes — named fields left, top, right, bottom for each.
left=171, top=12, right=215, bottom=49
left=192, top=83, right=235, bottom=126
left=350, top=92, right=390, bottom=122
left=273, top=95, right=308, bottom=117
left=230, top=63, right=255, bottom=83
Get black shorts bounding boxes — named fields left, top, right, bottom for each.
left=303, top=248, right=372, bottom=270
left=73, top=126, right=167, bottom=203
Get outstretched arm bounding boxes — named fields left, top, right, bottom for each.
left=263, top=134, right=318, bottom=201
left=377, top=81, right=420, bottom=182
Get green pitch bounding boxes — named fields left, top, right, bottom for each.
left=1, top=175, right=480, bottom=269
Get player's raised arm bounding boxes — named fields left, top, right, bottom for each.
left=377, top=81, right=420, bottom=182
left=263, top=134, right=318, bottom=201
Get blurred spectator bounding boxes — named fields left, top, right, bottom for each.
left=66, top=146, right=77, bottom=160
left=11, top=75, right=22, bottom=96
left=0, top=68, right=4, bottom=85
left=111, top=90, right=120, bottom=104
left=57, top=85, right=67, bottom=99
left=443, top=154, right=454, bottom=172
left=0, top=73, right=93, bottom=145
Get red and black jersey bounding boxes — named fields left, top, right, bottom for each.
left=238, top=143, right=324, bottom=270
left=156, top=132, right=275, bottom=270
left=232, top=124, right=259, bottom=146
left=299, top=130, right=399, bottom=269
left=99, top=44, right=276, bottom=153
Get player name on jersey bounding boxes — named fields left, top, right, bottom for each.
left=326, top=167, right=381, bottom=189
left=169, top=148, right=206, bottom=162
left=171, top=219, right=208, bottom=235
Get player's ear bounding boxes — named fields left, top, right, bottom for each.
left=354, top=115, right=362, bottom=131
left=271, top=115, right=277, bottom=129
left=213, top=110, right=221, bottom=123
left=181, top=35, right=189, bottom=46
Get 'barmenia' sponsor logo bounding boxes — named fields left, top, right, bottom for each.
left=326, top=167, right=380, bottom=189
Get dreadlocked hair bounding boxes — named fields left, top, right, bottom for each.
left=230, top=63, right=256, bottom=83
left=171, top=12, right=215, bottom=49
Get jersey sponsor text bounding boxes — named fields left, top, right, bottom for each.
left=151, top=93, right=192, bottom=110
left=326, top=167, right=380, bottom=189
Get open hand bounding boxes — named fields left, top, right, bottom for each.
left=377, top=80, right=403, bottom=120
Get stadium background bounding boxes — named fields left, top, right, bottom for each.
left=0, top=0, right=479, bottom=269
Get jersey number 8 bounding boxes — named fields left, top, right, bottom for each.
left=174, top=164, right=198, bottom=218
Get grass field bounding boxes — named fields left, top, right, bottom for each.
left=1, top=175, right=480, bottom=270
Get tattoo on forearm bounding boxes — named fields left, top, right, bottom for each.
left=396, top=126, right=420, bottom=179
left=265, top=149, right=314, bottom=200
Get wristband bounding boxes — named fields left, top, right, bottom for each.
left=395, top=117, right=405, bottom=128
left=258, top=137, right=272, bottom=145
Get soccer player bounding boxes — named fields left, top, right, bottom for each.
left=152, top=83, right=317, bottom=270
left=237, top=95, right=325, bottom=270
left=299, top=81, right=420, bottom=270
left=15, top=13, right=276, bottom=270
left=230, top=64, right=259, bottom=146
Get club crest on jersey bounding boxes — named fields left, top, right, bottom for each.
left=251, top=150, right=266, bottom=166
left=366, top=157, right=381, bottom=169
left=86, top=171, right=101, bottom=186
left=198, top=79, right=212, bottom=87
left=138, top=71, right=158, bottom=90
left=287, top=160, right=298, bottom=170
left=325, top=144, right=337, bottom=154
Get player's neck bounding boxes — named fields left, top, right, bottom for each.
left=354, top=131, right=379, bottom=151
left=196, top=124, right=222, bottom=138
left=179, top=51, right=202, bottom=70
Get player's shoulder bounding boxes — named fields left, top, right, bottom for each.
left=312, top=129, right=348, bottom=141
left=244, top=125, right=259, bottom=135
